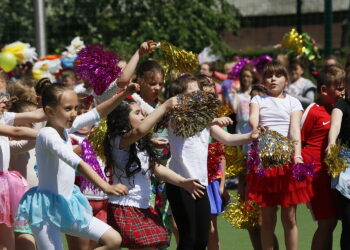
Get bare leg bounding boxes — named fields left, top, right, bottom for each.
left=14, top=232, right=36, bottom=250
left=248, top=227, right=262, bottom=250
left=281, top=206, right=298, bottom=250
left=311, top=218, right=337, bottom=250
left=95, top=228, right=121, bottom=250
left=0, top=224, right=15, bottom=250
left=207, top=215, right=220, bottom=250
left=261, top=207, right=277, bottom=250
left=66, top=234, right=90, bottom=250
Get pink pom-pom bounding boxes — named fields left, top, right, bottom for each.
left=228, top=58, right=250, bottom=80
left=292, top=162, right=315, bottom=182
left=75, top=44, right=121, bottom=95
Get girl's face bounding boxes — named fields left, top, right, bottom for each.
left=47, top=90, right=79, bottom=129
left=241, top=70, right=254, bottom=88
left=200, top=64, right=212, bottom=76
left=129, top=103, right=144, bottom=128
left=290, top=65, right=303, bottom=82
left=264, top=72, right=288, bottom=97
left=184, top=81, right=200, bottom=94
left=140, top=72, right=164, bottom=103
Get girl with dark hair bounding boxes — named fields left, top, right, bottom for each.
left=104, top=96, right=205, bottom=250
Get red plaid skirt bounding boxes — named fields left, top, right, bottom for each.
left=107, top=203, right=169, bottom=248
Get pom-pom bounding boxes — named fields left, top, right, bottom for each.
left=2, top=41, right=37, bottom=63
left=88, top=118, right=107, bottom=163
left=250, top=55, right=272, bottom=75
left=225, top=146, right=246, bottom=178
left=325, top=144, right=349, bottom=178
left=159, top=91, right=220, bottom=138
left=223, top=194, right=260, bottom=229
left=217, top=104, right=233, bottom=118
left=208, top=142, right=225, bottom=183
left=62, top=37, right=85, bottom=58
left=32, top=59, right=62, bottom=82
left=75, top=44, right=121, bottom=95
left=292, top=162, right=315, bottom=182
left=159, top=41, right=198, bottom=74
left=228, top=57, right=250, bottom=80
left=257, top=130, right=295, bottom=169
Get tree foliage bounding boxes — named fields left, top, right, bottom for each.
left=0, top=0, right=240, bottom=57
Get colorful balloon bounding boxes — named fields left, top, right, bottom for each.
left=0, top=52, right=17, bottom=72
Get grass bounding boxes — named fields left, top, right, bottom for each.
left=63, top=203, right=341, bottom=250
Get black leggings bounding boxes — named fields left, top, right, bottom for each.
left=166, top=183, right=210, bottom=250
left=338, top=192, right=350, bottom=250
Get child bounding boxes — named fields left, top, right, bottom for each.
left=286, top=60, right=316, bottom=108
left=327, top=69, right=350, bottom=250
left=16, top=83, right=137, bottom=250
left=302, top=65, right=344, bottom=250
left=248, top=61, right=312, bottom=250
left=166, top=75, right=257, bottom=250
left=104, top=95, right=205, bottom=249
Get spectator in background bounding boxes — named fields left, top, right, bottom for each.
left=224, top=54, right=241, bottom=74
left=324, top=55, right=339, bottom=66
left=200, top=62, right=224, bottom=102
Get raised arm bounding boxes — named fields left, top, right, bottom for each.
left=289, top=110, right=303, bottom=163
left=327, top=108, right=343, bottom=152
left=0, top=124, right=37, bottom=140
left=119, top=97, right=177, bottom=149
left=117, top=41, right=156, bottom=88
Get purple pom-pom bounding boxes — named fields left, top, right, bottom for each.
left=228, top=57, right=250, bottom=80
left=251, top=55, right=272, bottom=75
left=75, top=44, right=121, bottom=95
left=292, top=162, right=315, bottom=182
left=246, top=141, right=260, bottom=172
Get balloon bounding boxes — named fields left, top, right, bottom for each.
left=0, top=52, right=17, bottom=72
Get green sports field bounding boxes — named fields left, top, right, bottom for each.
left=62, top=203, right=341, bottom=249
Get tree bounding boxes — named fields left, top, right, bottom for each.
left=0, top=0, right=240, bottom=57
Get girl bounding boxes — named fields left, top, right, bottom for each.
left=166, top=75, right=258, bottom=250
left=327, top=69, right=350, bottom=250
left=248, top=61, right=312, bottom=250
left=105, top=95, right=205, bottom=249
left=66, top=94, right=109, bottom=250
left=16, top=83, right=138, bottom=250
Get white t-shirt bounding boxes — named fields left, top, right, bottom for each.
left=0, top=112, right=16, bottom=172
left=36, top=108, right=100, bottom=198
left=108, top=136, right=151, bottom=209
left=168, top=127, right=210, bottom=186
left=250, top=94, right=303, bottom=137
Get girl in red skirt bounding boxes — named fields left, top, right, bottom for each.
left=248, top=61, right=313, bottom=250
left=104, top=95, right=205, bottom=249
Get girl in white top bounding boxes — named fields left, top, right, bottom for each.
left=166, top=75, right=258, bottom=250
left=17, top=83, right=137, bottom=250
left=249, top=61, right=311, bottom=250
left=104, top=94, right=205, bottom=249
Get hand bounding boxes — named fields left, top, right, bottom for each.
left=212, top=117, right=233, bottom=127
left=105, top=184, right=129, bottom=196
left=138, top=40, right=157, bottom=56
left=180, top=178, right=206, bottom=200
left=150, top=137, right=169, bottom=148
left=325, top=143, right=334, bottom=155
left=294, top=157, right=304, bottom=164
left=124, top=82, right=140, bottom=96
left=164, top=96, right=178, bottom=110
left=250, top=128, right=260, bottom=140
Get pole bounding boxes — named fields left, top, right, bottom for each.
left=324, top=0, right=333, bottom=57
left=34, top=0, right=47, bottom=57
left=296, top=0, right=303, bottom=33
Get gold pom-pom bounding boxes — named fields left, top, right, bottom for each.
left=325, top=143, right=348, bottom=178
left=88, top=118, right=107, bottom=162
left=159, top=41, right=199, bottom=74
left=217, top=104, right=233, bottom=118
left=225, top=146, right=246, bottom=178
left=223, top=194, right=260, bottom=229
left=258, top=130, right=295, bottom=168
left=281, top=28, right=305, bottom=55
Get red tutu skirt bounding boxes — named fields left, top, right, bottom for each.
left=0, top=171, right=28, bottom=227
left=247, top=164, right=313, bottom=207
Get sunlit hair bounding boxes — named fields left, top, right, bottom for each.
left=262, top=60, right=289, bottom=83
left=177, top=74, right=198, bottom=93
left=136, top=60, right=164, bottom=82
left=41, top=83, right=72, bottom=109
left=317, top=65, right=345, bottom=91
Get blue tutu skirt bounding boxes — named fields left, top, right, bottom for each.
left=207, top=179, right=223, bottom=214
left=16, top=185, right=93, bottom=230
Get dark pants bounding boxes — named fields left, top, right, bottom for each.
left=166, top=183, right=210, bottom=250
left=338, top=192, right=350, bottom=250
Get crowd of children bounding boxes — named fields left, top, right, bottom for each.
left=0, top=37, right=350, bottom=250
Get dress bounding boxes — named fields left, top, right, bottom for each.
left=247, top=94, right=313, bottom=207
left=0, top=112, right=28, bottom=228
